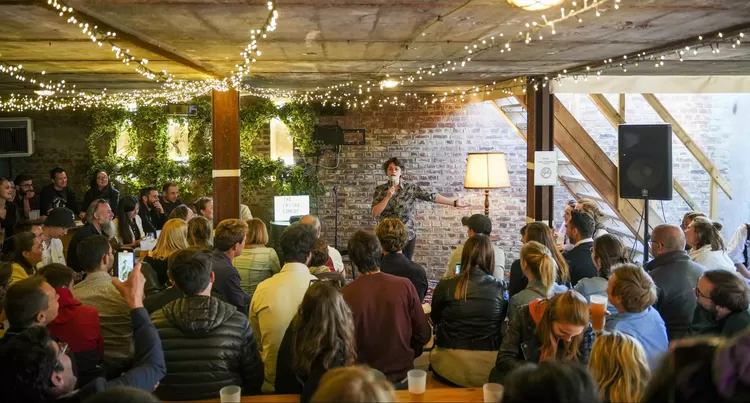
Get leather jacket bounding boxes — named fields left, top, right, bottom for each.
left=431, top=270, right=508, bottom=351
left=489, top=303, right=594, bottom=384
left=151, top=296, right=264, bottom=400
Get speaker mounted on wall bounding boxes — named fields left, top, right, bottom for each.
left=618, top=124, right=673, bottom=201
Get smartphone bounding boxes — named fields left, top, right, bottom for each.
left=115, top=250, right=135, bottom=282
left=455, top=263, right=461, bottom=275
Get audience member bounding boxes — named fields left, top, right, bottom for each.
left=686, top=217, right=736, bottom=271
left=690, top=269, right=750, bottom=337
left=8, top=231, right=43, bottom=284
left=194, top=197, right=213, bottom=221
left=727, top=222, right=750, bottom=278
left=376, top=218, right=428, bottom=301
left=235, top=218, right=280, bottom=302
left=564, top=209, right=598, bottom=286
left=0, top=261, right=166, bottom=403
left=300, top=215, right=344, bottom=273
left=212, top=218, right=251, bottom=313
left=40, top=167, right=78, bottom=217
left=151, top=248, right=263, bottom=400
left=430, top=234, right=508, bottom=387
left=680, top=211, right=706, bottom=234
left=276, top=281, right=357, bottom=402
left=240, top=204, right=253, bottom=221
left=13, top=174, right=36, bottom=221
left=508, top=222, right=570, bottom=297
left=67, top=200, right=113, bottom=271
left=508, top=241, right=568, bottom=322
left=342, top=230, right=431, bottom=385
left=250, top=223, right=317, bottom=393
left=39, top=208, right=77, bottom=267
left=144, top=218, right=189, bottom=289
left=80, top=170, right=119, bottom=220
left=138, top=187, right=166, bottom=235
left=81, top=387, right=160, bottom=403
left=501, top=360, right=601, bottom=403
left=646, top=224, right=706, bottom=340
left=444, top=214, right=507, bottom=280
left=73, top=235, right=133, bottom=370
left=575, top=198, right=608, bottom=239
left=0, top=176, right=19, bottom=238
left=574, top=234, right=626, bottom=311
left=310, top=366, right=396, bottom=403
left=555, top=200, right=577, bottom=252
left=307, top=239, right=346, bottom=285
left=159, top=183, right=182, bottom=217
left=187, top=215, right=213, bottom=250
left=167, top=204, right=193, bottom=223
left=589, top=331, right=649, bottom=403
left=605, top=263, right=668, bottom=369
left=38, top=263, right=103, bottom=383
left=489, top=290, right=593, bottom=384
left=113, top=196, right=144, bottom=248
left=1, top=276, right=59, bottom=339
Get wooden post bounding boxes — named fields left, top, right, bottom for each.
left=212, top=88, right=241, bottom=226
left=526, top=81, right=554, bottom=225
left=619, top=93, right=626, bottom=120
left=709, top=179, right=718, bottom=219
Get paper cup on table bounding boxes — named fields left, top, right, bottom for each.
left=219, top=385, right=241, bottom=403
left=407, top=369, right=427, bottom=394
left=483, top=383, right=504, bottom=403
left=590, top=294, right=608, bottom=332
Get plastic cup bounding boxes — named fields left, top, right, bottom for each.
left=407, top=369, right=427, bottom=394
left=483, top=383, right=504, bottom=403
left=590, top=294, right=608, bottom=332
left=219, top=385, right=241, bottom=403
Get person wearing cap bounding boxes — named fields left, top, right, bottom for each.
left=372, top=157, right=467, bottom=261
left=444, top=214, right=506, bottom=280
left=38, top=208, right=77, bottom=268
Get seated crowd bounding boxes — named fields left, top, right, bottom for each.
left=1, top=170, right=750, bottom=402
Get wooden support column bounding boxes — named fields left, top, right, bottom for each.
left=526, top=81, right=554, bottom=225
left=212, top=88, right=241, bottom=226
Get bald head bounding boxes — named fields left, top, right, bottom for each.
left=651, top=224, right=685, bottom=255
left=299, top=215, right=321, bottom=236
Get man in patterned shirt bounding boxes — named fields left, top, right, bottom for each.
left=372, top=157, right=467, bottom=261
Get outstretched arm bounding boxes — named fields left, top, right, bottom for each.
left=435, top=194, right=468, bottom=207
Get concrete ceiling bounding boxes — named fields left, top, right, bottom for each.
left=1, top=0, right=750, bottom=96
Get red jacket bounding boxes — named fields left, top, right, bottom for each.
left=47, top=287, right=104, bottom=358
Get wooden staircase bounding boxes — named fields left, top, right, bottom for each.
left=492, top=96, right=667, bottom=262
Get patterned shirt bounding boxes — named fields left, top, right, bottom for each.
left=372, top=181, right=437, bottom=241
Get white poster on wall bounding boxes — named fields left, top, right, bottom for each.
left=534, top=151, right=558, bottom=186
left=274, top=195, right=310, bottom=222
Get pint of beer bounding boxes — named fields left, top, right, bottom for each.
left=590, top=294, right=608, bottom=332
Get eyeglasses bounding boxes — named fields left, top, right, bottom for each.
left=56, top=341, right=69, bottom=361
left=694, top=286, right=709, bottom=300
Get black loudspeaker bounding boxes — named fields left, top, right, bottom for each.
left=618, top=124, right=673, bottom=200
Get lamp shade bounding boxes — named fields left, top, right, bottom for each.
left=464, top=152, right=511, bottom=189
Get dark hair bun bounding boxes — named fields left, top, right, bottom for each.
left=712, top=221, right=724, bottom=231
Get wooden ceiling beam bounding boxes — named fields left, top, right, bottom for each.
left=43, top=0, right=223, bottom=78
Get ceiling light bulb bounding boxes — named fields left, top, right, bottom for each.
left=34, top=90, right=55, bottom=96
left=380, top=79, right=399, bottom=89
left=507, top=0, right=565, bottom=11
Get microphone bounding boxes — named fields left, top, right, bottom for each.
left=387, top=176, right=394, bottom=187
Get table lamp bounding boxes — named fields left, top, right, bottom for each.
left=464, top=152, right=511, bottom=216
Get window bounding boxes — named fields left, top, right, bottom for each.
left=270, top=118, right=294, bottom=165
left=115, top=118, right=189, bottom=162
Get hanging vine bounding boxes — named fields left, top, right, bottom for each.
left=278, top=102, right=320, bottom=155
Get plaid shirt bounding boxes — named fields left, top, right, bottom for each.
left=372, top=181, right=436, bottom=241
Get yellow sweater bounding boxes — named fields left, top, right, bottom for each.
left=10, top=262, right=32, bottom=285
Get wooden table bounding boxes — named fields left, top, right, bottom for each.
left=197, top=388, right=482, bottom=402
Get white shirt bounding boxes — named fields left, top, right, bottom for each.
left=113, top=216, right=145, bottom=245
left=727, top=224, right=749, bottom=265
left=444, top=243, right=506, bottom=280
left=328, top=245, right=344, bottom=273
left=689, top=245, right=736, bottom=272
left=249, top=262, right=316, bottom=393
left=39, top=238, right=65, bottom=268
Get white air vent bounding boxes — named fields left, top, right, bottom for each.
left=0, top=118, right=34, bottom=157
left=164, top=104, right=198, bottom=117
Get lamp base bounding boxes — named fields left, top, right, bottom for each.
left=484, top=189, right=490, bottom=216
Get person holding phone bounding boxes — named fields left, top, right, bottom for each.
left=371, top=157, right=467, bottom=261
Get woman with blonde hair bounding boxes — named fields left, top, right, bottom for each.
left=509, top=221, right=570, bottom=297
left=589, top=331, right=650, bottom=403
left=686, top=216, right=735, bottom=271
left=187, top=215, right=213, bottom=250
left=311, top=366, right=395, bottom=403
left=429, top=234, right=508, bottom=387
left=234, top=218, right=280, bottom=301
left=576, top=198, right=608, bottom=239
left=508, top=241, right=568, bottom=322
left=489, top=290, right=594, bottom=384
left=144, top=218, right=189, bottom=288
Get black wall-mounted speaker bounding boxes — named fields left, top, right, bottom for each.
left=618, top=124, right=673, bottom=200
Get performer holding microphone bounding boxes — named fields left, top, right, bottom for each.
left=372, top=157, right=467, bottom=261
